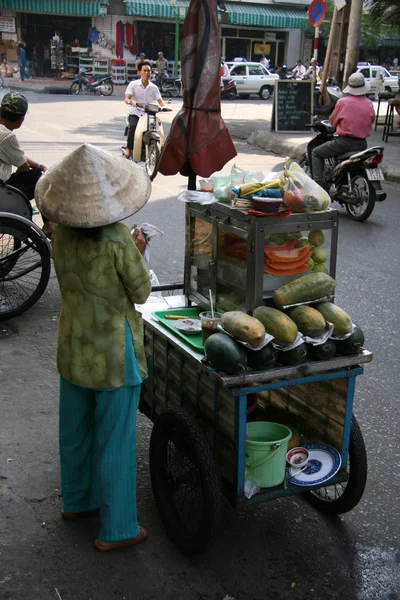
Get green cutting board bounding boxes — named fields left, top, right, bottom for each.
left=151, top=307, right=205, bottom=353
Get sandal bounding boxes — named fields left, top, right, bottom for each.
left=94, top=526, right=147, bottom=552
left=61, top=508, right=99, bottom=520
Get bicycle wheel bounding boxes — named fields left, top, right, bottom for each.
left=150, top=408, right=223, bottom=555
left=0, top=217, right=51, bottom=321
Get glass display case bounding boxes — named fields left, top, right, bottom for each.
left=185, top=202, right=339, bottom=313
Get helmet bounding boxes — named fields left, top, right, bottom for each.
left=158, top=51, right=163, bottom=56
left=139, top=52, right=145, bottom=57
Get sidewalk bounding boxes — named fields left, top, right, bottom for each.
left=6, top=77, right=400, bottom=182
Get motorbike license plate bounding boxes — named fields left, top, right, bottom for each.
left=366, top=168, right=384, bottom=181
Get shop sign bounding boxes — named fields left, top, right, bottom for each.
left=254, top=43, right=271, bottom=55
left=264, top=32, right=276, bottom=41
left=0, top=17, right=16, bottom=33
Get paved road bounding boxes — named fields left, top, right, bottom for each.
left=1, top=92, right=399, bottom=600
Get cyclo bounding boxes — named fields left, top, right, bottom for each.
left=0, top=180, right=51, bottom=321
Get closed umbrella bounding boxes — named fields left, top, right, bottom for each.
left=158, top=0, right=236, bottom=184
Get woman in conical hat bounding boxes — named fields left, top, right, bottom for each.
left=35, top=144, right=152, bottom=551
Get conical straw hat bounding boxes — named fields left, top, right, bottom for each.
left=35, top=144, right=152, bottom=228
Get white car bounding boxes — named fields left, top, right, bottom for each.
left=356, top=63, right=399, bottom=95
left=226, top=61, right=279, bottom=100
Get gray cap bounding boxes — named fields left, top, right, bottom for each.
left=343, top=72, right=371, bottom=96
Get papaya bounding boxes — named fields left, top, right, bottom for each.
left=313, top=302, right=352, bottom=336
left=287, top=305, right=326, bottom=337
left=253, top=306, right=298, bottom=345
left=264, top=263, right=309, bottom=276
left=264, top=245, right=311, bottom=263
left=221, top=311, right=266, bottom=347
left=273, top=272, right=336, bottom=308
left=336, top=326, right=365, bottom=355
left=278, top=343, right=308, bottom=366
left=204, top=333, right=248, bottom=374
left=264, top=237, right=297, bottom=253
left=247, top=344, right=277, bottom=371
left=266, top=251, right=312, bottom=271
left=307, top=339, right=336, bottom=361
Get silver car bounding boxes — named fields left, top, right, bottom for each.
left=226, top=61, right=279, bottom=100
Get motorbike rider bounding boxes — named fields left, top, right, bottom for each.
left=0, top=92, right=53, bottom=237
left=156, top=52, right=168, bottom=78
left=311, top=72, right=375, bottom=190
left=292, top=59, right=306, bottom=79
left=136, top=52, right=146, bottom=71
left=123, top=60, right=167, bottom=160
left=303, top=58, right=320, bottom=83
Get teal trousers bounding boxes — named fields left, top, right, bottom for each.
left=59, top=377, right=141, bottom=542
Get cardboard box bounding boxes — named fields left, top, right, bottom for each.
left=6, top=49, right=18, bottom=61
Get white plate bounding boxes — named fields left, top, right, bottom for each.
left=287, top=443, right=342, bottom=487
left=366, top=167, right=384, bottom=181
left=173, top=318, right=202, bottom=335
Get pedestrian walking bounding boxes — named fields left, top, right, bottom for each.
left=35, top=144, right=152, bottom=551
left=18, top=43, right=31, bottom=81
left=374, top=65, right=385, bottom=101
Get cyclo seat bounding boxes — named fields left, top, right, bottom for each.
left=0, top=180, right=32, bottom=220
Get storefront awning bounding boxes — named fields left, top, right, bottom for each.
left=379, top=35, right=400, bottom=48
left=1, top=0, right=107, bottom=17
left=125, top=0, right=309, bottom=29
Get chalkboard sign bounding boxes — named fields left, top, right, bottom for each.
left=272, top=80, right=314, bottom=133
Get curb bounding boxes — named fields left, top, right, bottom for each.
left=244, top=131, right=400, bottom=184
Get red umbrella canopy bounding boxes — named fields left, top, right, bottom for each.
left=158, top=0, right=237, bottom=179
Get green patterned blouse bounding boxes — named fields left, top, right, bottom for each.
left=52, top=222, right=151, bottom=389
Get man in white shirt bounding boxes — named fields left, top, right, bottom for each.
left=292, top=60, right=306, bottom=78
left=0, top=92, right=52, bottom=235
left=260, top=55, right=270, bottom=69
left=123, top=61, right=166, bottom=160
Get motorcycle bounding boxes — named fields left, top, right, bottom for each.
left=313, top=77, right=342, bottom=117
left=124, top=102, right=171, bottom=181
left=154, top=71, right=181, bottom=98
left=70, top=67, right=114, bottom=96
left=221, top=77, right=237, bottom=100
left=300, top=119, right=386, bottom=221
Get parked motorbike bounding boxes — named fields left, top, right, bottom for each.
left=154, top=71, right=181, bottom=98
left=124, top=102, right=171, bottom=181
left=300, top=120, right=386, bottom=221
left=70, top=67, right=114, bottom=96
left=221, top=77, right=237, bottom=100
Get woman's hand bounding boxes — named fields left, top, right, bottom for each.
left=132, top=227, right=147, bottom=254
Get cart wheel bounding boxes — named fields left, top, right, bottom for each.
left=306, top=415, right=367, bottom=514
left=150, top=408, right=222, bottom=555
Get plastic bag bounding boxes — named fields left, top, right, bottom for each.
left=213, top=185, right=235, bottom=202
left=130, top=222, right=163, bottom=270
left=281, top=159, right=330, bottom=213
left=210, top=164, right=264, bottom=188
left=178, top=190, right=217, bottom=205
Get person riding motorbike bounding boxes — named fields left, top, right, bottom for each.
left=122, top=60, right=167, bottom=160
left=303, top=58, right=320, bottom=84
left=0, top=92, right=53, bottom=237
left=311, top=72, right=375, bottom=191
left=292, top=59, right=306, bottom=79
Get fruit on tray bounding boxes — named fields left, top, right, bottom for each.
left=311, top=247, right=327, bottom=264
left=295, top=237, right=312, bottom=248
left=307, top=339, right=337, bottom=361
left=308, top=230, right=325, bottom=247
left=265, top=246, right=311, bottom=263
left=335, top=326, right=365, bottom=355
left=273, top=272, right=336, bottom=307
left=313, top=264, right=328, bottom=274
left=313, top=302, right=352, bottom=336
left=287, top=305, right=326, bottom=337
left=204, top=332, right=248, bottom=374
left=264, top=235, right=297, bottom=249
left=264, top=262, right=309, bottom=276
left=221, top=311, right=266, bottom=347
left=247, top=344, right=277, bottom=371
left=278, top=343, right=308, bottom=366
left=253, top=306, right=298, bottom=345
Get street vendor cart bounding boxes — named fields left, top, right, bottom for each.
left=139, top=202, right=371, bottom=555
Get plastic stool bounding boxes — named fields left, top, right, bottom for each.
left=375, top=91, right=395, bottom=131
left=383, top=98, right=400, bottom=142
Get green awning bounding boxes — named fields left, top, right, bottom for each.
left=379, top=35, right=400, bottom=48
left=226, top=3, right=308, bottom=29
left=1, top=0, right=107, bottom=16
left=125, top=0, right=309, bottom=29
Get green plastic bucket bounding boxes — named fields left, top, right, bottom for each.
left=246, top=422, right=292, bottom=488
